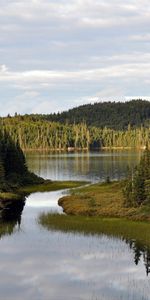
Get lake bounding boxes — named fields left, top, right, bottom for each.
left=25, top=150, right=142, bottom=182
left=0, top=150, right=150, bottom=300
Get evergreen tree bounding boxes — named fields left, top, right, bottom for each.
left=0, top=115, right=149, bottom=150
left=0, top=129, right=42, bottom=191
left=124, top=146, right=150, bottom=206
left=132, top=167, right=145, bottom=205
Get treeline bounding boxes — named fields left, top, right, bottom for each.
left=38, top=99, right=150, bottom=130
left=1, top=115, right=150, bottom=150
left=0, top=129, right=43, bottom=192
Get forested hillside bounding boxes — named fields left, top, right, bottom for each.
left=40, top=100, right=150, bottom=130
left=1, top=115, right=149, bottom=150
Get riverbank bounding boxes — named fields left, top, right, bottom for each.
left=57, top=181, right=150, bottom=221
left=0, top=180, right=87, bottom=202
left=19, top=180, right=87, bottom=194
left=39, top=214, right=150, bottom=248
left=39, top=180, right=150, bottom=250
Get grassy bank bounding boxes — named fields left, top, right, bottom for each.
left=0, top=192, right=23, bottom=201
left=58, top=181, right=150, bottom=221
left=39, top=213, right=150, bottom=248
left=18, top=180, right=87, bottom=194
left=0, top=180, right=87, bottom=201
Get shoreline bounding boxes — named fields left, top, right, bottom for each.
left=23, top=147, right=145, bottom=152
left=57, top=181, right=150, bottom=222
left=0, top=180, right=87, bottom=203
left=39, top=213, right=150, bottom=250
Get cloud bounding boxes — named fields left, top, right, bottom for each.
left=1, top=62, right=150, bottom=86
left=0, top=0, right=149, bottom=29
left=131, top=34, right=150, bottom=42
left=0, top=0, right=150, bottom=115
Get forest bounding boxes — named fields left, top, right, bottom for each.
left=0, top=129, right=43, bottom=192
left=38, top=99, right=150, bottom=130
left=1, top=114, right=149, bottom=150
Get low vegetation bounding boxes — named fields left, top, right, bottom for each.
left=18, top=180, right=87, bottom=195
left=39, top=213, right=150, bottom=248
left=39, top=212, right=150, bottom=276
left=0, top=192, right=23, bottom=201
left=58, top=181, right=150, bottom=221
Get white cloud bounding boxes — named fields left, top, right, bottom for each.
left=0, top=1, right=150, bottom=114
left=1, top=63, right=150, bottom=87
left=131, top=34, right=150, bottom=42
left=0, top=64, right=8, bottom=72
left=0, top=62, right=150, bottom=88
left=0, top=0, right=150, bottom=29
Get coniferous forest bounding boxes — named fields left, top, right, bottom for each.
left=1, top=102, right=150, bottom=151
left=0, top=130, right=43, bottom=192
left=40, top=99, right=150, bottom=130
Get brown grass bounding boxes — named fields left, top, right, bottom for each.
left=58, top=181, right=150, bottom=221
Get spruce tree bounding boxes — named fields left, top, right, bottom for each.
left=132, top=167, right=145, bottom=205
left=124, top=146, right=150, bottom=206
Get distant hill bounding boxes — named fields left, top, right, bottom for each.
left=41, top=100, right=150, bottom=130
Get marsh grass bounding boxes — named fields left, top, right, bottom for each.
left=0, top=192, right=22, bottom=201
left=0, top=180, right=87, bottom=202
left=58, top=181, right=150, bottom=220
left=39, top=213, right=150, bottom=249
left=17, top=180, right=87, bottom=195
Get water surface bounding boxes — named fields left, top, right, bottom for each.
left=26, top=150, right=142, bottom=182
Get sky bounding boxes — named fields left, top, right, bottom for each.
left=0, top=0, right=150, bottom=116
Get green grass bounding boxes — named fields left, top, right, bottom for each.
left=0, top=192, right=22, bottom=201
left=39, top=213, right=150, bottom=248
left=0, top=180, right=87, bottom=201
left=18, top=180, right=88, bottom=195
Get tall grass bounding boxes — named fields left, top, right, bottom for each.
left=39, top=213, right=150, bottom=248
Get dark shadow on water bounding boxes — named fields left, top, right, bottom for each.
left=0, top=198, right=25, bottom=238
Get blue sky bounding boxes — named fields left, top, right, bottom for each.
left=0, top=0, right=150, bottom=115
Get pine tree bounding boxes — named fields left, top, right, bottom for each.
left=132, top=167, right=145, bottom=205
left=123, top=146, right=150, bottom=206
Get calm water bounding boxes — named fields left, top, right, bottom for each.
left=0, top=150, right=150, bottom=300
left=25, top=150, right=142, bottom=182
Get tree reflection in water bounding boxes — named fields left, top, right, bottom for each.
left=125, top=238, right=150, bottom=276
left=0, top=198, right=25, bottom=238
left=1, top=197, right=150, bottom=278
